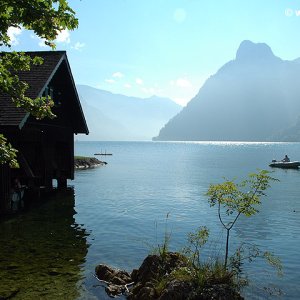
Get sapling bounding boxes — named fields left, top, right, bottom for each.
left=206, top=170, right=278, bottom=269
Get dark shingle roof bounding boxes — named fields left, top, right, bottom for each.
left=0, top=51, right=88, bottom=134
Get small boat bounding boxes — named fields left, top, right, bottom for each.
left=94, top=150, right=112, bottom=156
left=269, top=160, right=300, bottom=169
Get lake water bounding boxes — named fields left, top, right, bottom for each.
left=1, top=141, right=300, bottom=299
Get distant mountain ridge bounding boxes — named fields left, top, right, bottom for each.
left=154, top=40, right=300, bottom=142
left=76, top=85, right=182, bottom=141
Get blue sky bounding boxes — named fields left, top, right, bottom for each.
left=5, top=0, right=300, bottom=106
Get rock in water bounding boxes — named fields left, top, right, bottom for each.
left=95, top=264, right=132, bottom=297
left=96, top=252, right=244, bottom=300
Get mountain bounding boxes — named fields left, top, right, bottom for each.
left=76, top=85, right=182, bottom=141
left=154, top=40, right=300, bottom=142
left=271, top=116, right=300, bottom=141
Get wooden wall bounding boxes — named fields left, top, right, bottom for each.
left=0, top=165, right=11, bottom=213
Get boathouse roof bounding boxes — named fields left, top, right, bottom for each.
left=0, top=51, right=88, bottom=134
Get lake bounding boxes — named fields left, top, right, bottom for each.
left=1, top=141, right=300, bottom=299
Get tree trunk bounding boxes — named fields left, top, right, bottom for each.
left=224, top=229, right=230, bottom=269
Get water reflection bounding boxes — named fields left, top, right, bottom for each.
left=0, top=189, right=89, bottom=300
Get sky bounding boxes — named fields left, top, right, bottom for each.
left=4, top=0, right=300, bottom=106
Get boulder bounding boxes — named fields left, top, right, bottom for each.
left=96, top=252, right=244, bottom=300
left=159, top=279, right=194, bottom=300
left=200, top=284, right=244, bottom=300
left=132, top=252, right=187, bottom=284
left=95, top=264, right=131, bottom=285
left=95, top=264, right=132, bottom=297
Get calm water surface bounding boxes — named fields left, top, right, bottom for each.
left=1, top=141, right=300, bottom=299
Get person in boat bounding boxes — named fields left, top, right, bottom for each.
left=282, top=155, right=290, bottom=162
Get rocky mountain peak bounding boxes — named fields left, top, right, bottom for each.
left=236, top=40, right=276, bottom=62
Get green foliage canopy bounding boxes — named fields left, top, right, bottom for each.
left=207, top=170, right=277, bottom=224
left=0, top=0, right=78, bottom=49
left=0, top=0, right=78, bottom=166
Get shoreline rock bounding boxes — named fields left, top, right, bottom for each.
left=95, top=252, right=244, bottom=300
left=74, top=156, right=107, bottom=169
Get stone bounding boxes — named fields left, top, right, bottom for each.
left=128, top=286, right=157, bottom=300
left=74, top=157, right=106, bottom=169
left=159, top=279, right=194, bottom=300
left=95, top=264, right=132, bottom=297
left=200, top=284, right=244, bottom=300
left=96, top=252, right=244, bottom=300
left=105, top=284, right=124, bottom=297
left=133, top=252, right=186, bottom=285
left=95, top=264, right=131, bottom=285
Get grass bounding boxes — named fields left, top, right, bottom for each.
left=74, top=156, right=90, bottom=159
left=153, top=259, right=241, bottom=299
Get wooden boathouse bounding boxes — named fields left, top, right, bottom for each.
left=0, top=51, right=89, bottom=213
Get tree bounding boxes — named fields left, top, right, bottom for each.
left=0, top=0, right=78, bottom=166
left=0, top=134, right=18, bottom=168
left=206, top=170, right=278, bottom=269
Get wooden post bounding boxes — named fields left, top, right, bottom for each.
left=44, top=177, right=53, bottom=189
left=57, top=176, right=67, bottom=189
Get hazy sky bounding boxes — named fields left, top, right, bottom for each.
left=5, top=0, right=300, bottom=106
